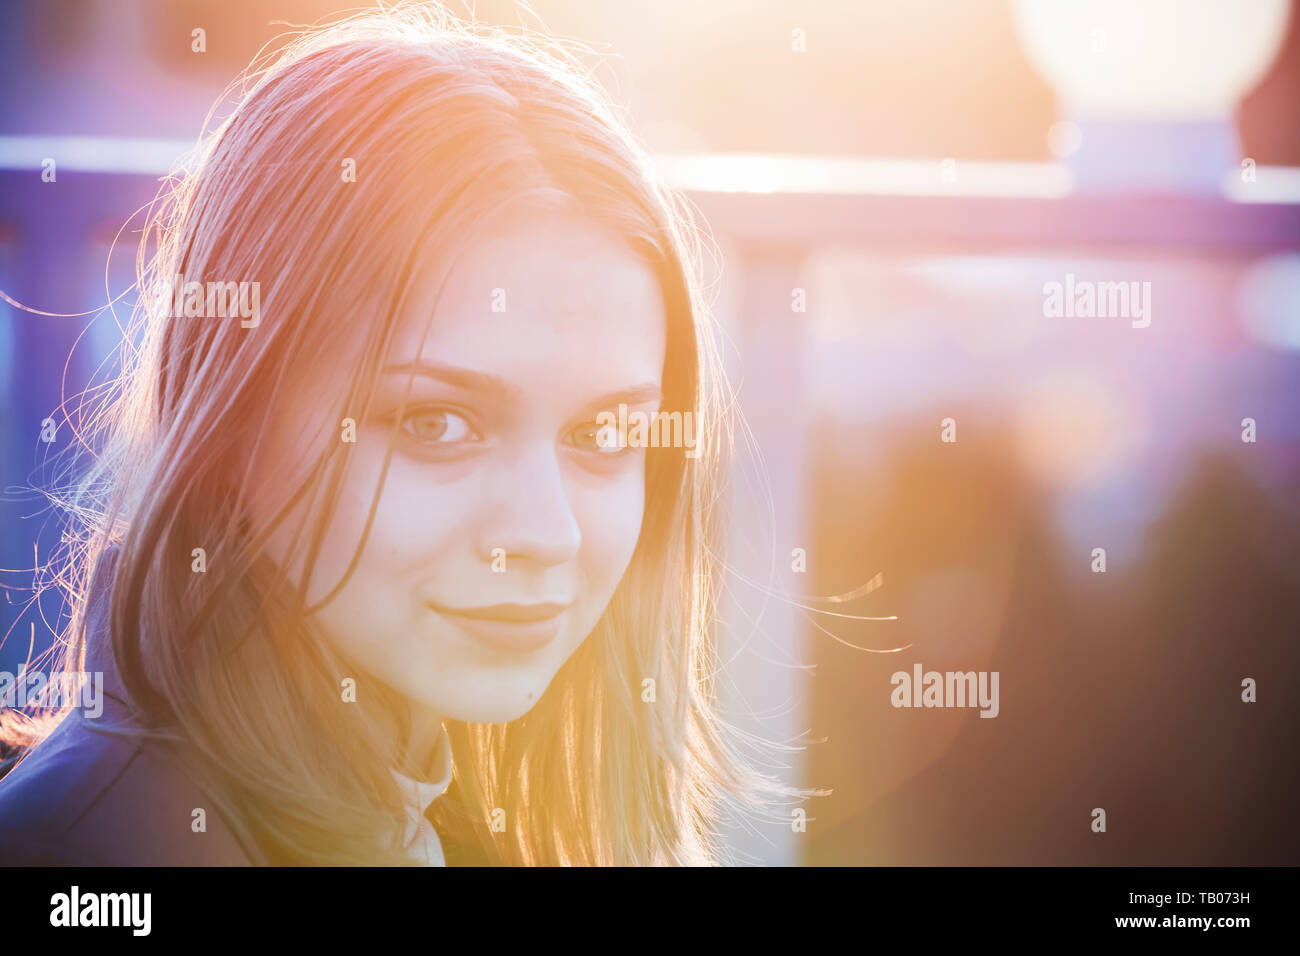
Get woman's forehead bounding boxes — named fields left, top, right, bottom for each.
left=388, top=218, right=668, bottom=394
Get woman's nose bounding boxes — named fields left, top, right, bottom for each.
left=474, top=442, right=581, bottom=568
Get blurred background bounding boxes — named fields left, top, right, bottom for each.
left=1, top=0, right=1298, bottom=865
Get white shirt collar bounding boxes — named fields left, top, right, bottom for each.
left=391, top=722, right=453, bottom=866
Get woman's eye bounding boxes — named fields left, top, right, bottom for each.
left=567, top=421, right=627, bottom=455
left=398, top=407, right=477, bottom=444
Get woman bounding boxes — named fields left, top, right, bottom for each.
left=0, top=5, right=790, bottom=865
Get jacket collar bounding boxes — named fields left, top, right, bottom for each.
left=79, top=544, right=135, bottom=722
left=392, top=722, right=454, bottom=864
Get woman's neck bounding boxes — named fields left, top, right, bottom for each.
left=399, top=702, right=447, bottom=779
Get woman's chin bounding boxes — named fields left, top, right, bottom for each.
left=424, top=687, right=552, bottom=726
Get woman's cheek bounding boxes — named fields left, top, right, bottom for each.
left=312, top=455, right=395, bottom=592
left=582, top=469, right=648, bottom=590
left=366, top=455, right=470, bottom=559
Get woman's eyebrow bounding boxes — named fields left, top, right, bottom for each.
left=381, top=362, right=662, bottom=409
left=581, top=384, right=664, bottom=412
left=382, top=362, right=522, bottom=401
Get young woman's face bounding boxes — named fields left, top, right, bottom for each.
left=262, top=215, right=666, bottom=726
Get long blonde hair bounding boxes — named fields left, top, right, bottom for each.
left=6, top=4, right=791, bottom=865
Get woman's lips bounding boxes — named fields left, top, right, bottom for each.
left=429, top=601, right=569, bottom=653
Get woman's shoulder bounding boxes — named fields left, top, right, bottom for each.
left=0, top=543, right=263, bottom=866
left=0, top=708, right=261, bottom=866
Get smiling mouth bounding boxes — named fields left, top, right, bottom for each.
left=429, top=601, right=570, bottom=653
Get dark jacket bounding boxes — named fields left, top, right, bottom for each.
left=0, top=549, right=264, bottom=865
